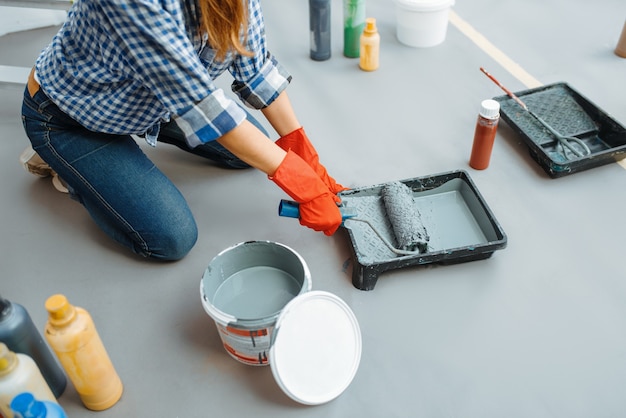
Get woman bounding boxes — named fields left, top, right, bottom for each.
left=20, top=0, right=345, bottom=260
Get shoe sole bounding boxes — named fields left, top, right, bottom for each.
left=19, top=146, right=54, bottom=177
left=51, top=174, right=69, bottom=193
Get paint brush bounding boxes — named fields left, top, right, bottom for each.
left=479, top=67, right=591, bottom=159
left=479, top=67, right=528, bottom=110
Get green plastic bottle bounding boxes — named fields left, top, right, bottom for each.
left=343, top=0, right=366, bottom=57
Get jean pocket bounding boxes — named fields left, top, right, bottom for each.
left=38, top=97, right=70, bottom=120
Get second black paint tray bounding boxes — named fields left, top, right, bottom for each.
left=338, top=170, right=507, bottom=291
left=494, top=82, right=626, bottom=178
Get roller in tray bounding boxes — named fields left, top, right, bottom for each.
left=493, top=82, right=626, bottom=178
left=338, top=170, right=507, bottom=291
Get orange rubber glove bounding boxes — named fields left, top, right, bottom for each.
left=270, top=150, right=342, bottom=236
left=275, top=127, right=348, bottom=194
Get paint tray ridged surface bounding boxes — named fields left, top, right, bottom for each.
left=339, top=170, right=507, bottom=290
left=494, top=82, right=626, bottom=178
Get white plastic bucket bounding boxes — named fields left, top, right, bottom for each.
left=394, top=0, right=455, bottom=47
left=200, top=241, right=311, bottom=366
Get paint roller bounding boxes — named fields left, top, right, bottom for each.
left=279, top=181, right=430, bottom=256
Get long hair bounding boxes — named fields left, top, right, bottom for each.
left=197, top=0, right=253, bottom=60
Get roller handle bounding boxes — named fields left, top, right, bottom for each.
left=278, top=199, right=357, bottom=220
left=278, top=199, right=301, bottom=218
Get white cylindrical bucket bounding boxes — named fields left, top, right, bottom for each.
left=200, top=241, right=311, bottom=366
left=395, top=0, right=455, bottom=47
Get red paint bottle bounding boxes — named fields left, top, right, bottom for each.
left=469, top=99, right=500, bottom=170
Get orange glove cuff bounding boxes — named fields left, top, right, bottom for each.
left=275, top=127, right=348, bottom=194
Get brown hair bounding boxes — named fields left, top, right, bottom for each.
left=197, top=0, right=253, bottom=60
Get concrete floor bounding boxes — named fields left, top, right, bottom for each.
left=2, top=0, right=626, bottom=416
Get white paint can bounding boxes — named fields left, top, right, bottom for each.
left=394, top=0, right=455, bottom=47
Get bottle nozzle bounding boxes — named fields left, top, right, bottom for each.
left=45, top=294, right=76, bottom=326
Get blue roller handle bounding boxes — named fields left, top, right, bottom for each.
left=278, top=200, right=301, bottom=218
left=278, top=200, right=357, bottom=220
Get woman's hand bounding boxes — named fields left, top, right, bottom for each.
left=270, top=150, right=342, bottom=236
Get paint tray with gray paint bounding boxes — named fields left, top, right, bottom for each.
left=494, top=82, right=626, bottom=178
left=339, top=170, right=507, bottom=290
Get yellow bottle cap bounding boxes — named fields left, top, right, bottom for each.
left=364, top=17, right=377, bottom=33
left=0, top=343, right=17, bottom=376
left=45, top=294, right=76, bottom=326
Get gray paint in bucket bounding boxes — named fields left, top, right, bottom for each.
left=201, top=241, right=311, bottom=366
left=213, top=266, right=302, bottom=319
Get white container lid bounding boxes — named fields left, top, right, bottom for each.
left=395, top=0, right=455, bottom=12
left=269, top=291, right=362, bottom=405
left=479, top=99, right=501, bottom=119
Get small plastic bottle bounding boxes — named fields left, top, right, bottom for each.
left=615, top=19, right=626, bottom=58
left=44, top=295, right=123, bottom=411
left=359, top=17, right=380, bottom=71
left=343, top=0, right=366, bottom=58
left=0, top=296, right=66, bottom=398
left=10, top=393, right=67, bottom=418
left=0, top=343, right=57, bottom=418
left=309, top=0, right=331, bottom=61
left=469, top=99, right=500, bottom=169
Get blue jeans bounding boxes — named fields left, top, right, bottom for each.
left=21, top=87, right=268, bottom=260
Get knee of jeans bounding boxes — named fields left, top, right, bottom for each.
left=147, top=220, right=198, bottom=261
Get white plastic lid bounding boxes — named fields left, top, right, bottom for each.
left=479, top=99, right=501, bottom=119
left=395, top=0, right=454, bottom=12
left=269, top=291, right=362, bottom=405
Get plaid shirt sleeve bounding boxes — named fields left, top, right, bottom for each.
left=176, top=0, right=291, bottom=146
left=232, top=52, right=292, bottom=110
left=229, top=0, right=292, bottom=110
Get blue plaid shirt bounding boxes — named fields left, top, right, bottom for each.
left=35, top=0, right=291, bottom=147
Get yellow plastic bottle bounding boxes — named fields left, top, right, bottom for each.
left=359, top=17, right=380, bottom=71
left=44, top=295, right=123, bottom=411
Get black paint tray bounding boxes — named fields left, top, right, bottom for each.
left=338, top=170, right=507, bottom=291
left=493, top=82, right=626, bottom=178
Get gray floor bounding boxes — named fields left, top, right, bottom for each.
left=2, top=1, right=626, bottom=416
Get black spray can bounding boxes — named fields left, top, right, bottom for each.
left=309, top=0, right=331, bottom=61
left=0, top=295, right=67, bottom=398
